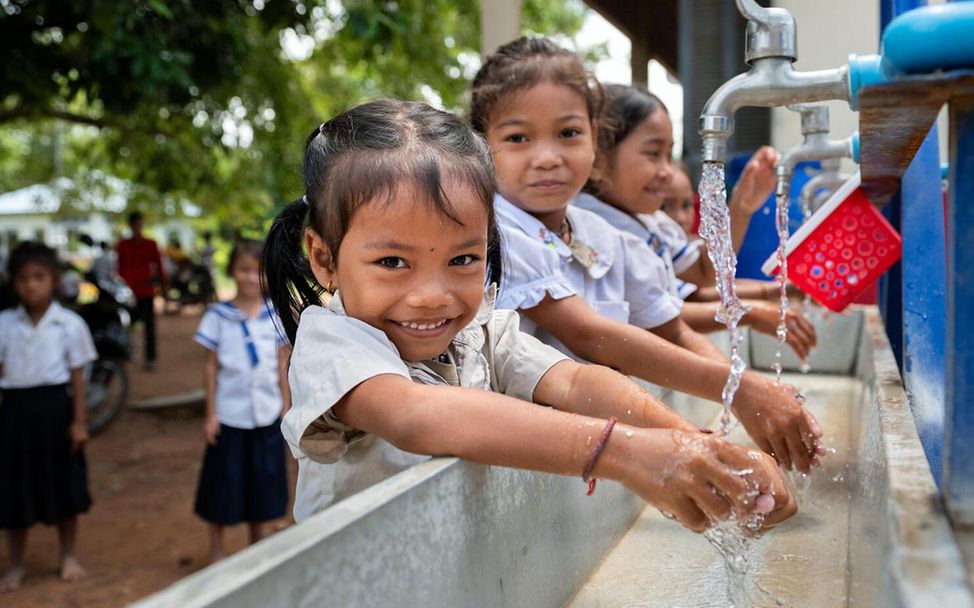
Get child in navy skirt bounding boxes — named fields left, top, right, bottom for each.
left=0, top=242, right=97, bottom=591
left=193, top=239, right=290, bottom=562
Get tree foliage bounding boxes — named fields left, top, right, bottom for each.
left=0, top=0, right=592, bottom=233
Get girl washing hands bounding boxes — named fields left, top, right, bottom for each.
left=262, top=99, right=796, bottom=533
left=578, top=83, right=817, bottom=360
left=471, top=37, right=823, bottom=472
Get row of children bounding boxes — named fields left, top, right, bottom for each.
left=1, top=35, right=821, bottom=593
left=268, top=38, right=821, bottom=530
left=0, top=238, right=283, bottom=591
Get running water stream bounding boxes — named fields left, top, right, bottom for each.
left=773, top=193, right=791, bottom=383
left=698, top=162, right=749, bottom=434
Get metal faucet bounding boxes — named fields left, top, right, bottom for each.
left=776, top=104, right=857, bottom=199
left=799, top=158, right=847, bottom=218
left=700, top=0, right=884, bottom=163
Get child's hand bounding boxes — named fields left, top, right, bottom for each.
left=609, top=427, right=797, bottom=533
left=733, top=374, right=824, bottom=473
left=729, top=146, right=780, bottom=215
left=204, top=415, right=220, bottom=446
left=69, top=421, right=89, bottom=452
left=745, top=302, right=818, bottom=361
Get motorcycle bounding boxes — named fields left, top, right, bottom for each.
left=63, top=266, right=135, bottom=433
left=164, top=259, right=215, bottom=313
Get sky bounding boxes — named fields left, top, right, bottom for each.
left=575, top=9, right=685, bottom=155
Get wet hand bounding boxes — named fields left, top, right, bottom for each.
left=746, top=302, right=818, bottom=361
left=729, top=146, right=781, bottom=214
left=69, top=421, right=89, bottom=452
left=611, top=428, right=796, bottom=533
left=732, top=373, right=824, bottom=473
left=204, top=415, right=220, bottom=446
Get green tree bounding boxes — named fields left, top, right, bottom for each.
left=0, top=0, right=593, bottom=233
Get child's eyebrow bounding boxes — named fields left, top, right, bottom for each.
left=453, top=237, right=488, bottom=250
left=363, top=240, right=415, bottom=251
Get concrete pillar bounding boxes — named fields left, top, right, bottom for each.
left=481, top=0, right=522, bottom=57
left=631, top=41, right=649, bottom=87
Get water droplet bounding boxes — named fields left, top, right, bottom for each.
left=625, top=430, right=634, bottom=438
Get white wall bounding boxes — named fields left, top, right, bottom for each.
left=771, top=0, right=880, bottom=172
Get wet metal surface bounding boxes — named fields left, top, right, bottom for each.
left=566, top=374, right=859, bottom=608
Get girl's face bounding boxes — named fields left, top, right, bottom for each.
left=231, top=253, right=262, bottom=301
left=485, top=82, right=596, bottom=227
left=594, top=108, right=674, bottom=215
left=661, top=170, right=696, bottom=234
left=14, top=261, right=57, bottom=311
left=307, top=180, right=489, bottom=362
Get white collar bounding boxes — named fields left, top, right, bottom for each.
left=495, top=193, right=614, bottom=277
left=16, top=301, right=66, bottom=328
left=494, top=194, right=572, bottom=259
left=210, top=300, right=275, bottom=322
left=573, top=193, right=648, bottom=239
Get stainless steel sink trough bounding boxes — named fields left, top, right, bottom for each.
left=134, top=308, right=974, bottom=608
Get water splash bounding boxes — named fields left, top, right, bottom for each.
left=773, top=193, right=790, bottom=383
left=699, top=163, right=750, bottom=434
left=704, top=509, right=766, bottom=607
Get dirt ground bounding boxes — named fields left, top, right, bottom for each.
left=1, top=304, right=297, bottom=607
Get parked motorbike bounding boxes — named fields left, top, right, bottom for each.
left=164, top=259, right=215, bottom=313
left=63, top=266, right=135, bottom=433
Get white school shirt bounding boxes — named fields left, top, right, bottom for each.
left=194, top=301, right=286, bottom=429
left=281, top=288, right=568, bottom=521
left=573, top=194, right=699, bottom=300
left=494, top=194, right=683, bottom=358
left=0, top=302, right=97, bottom=389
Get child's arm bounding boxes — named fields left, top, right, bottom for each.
left=69, top=367, right=89, bottom=452
left=533, top=360, right=697, bottom=432
left=522, top=294, right=822, bottom=472
left=649, top=317, right=728, bottom=362
left=686, top=279, right=803, bottom=303
left=680, top=300, right=817, bottom=361
left=679, top=146, right=780, bottom=288
left=331, top=374, right=796, bottom=532
left=278, top=345, right=292, bottom=416
left=202, top=348, right=220, bottom=445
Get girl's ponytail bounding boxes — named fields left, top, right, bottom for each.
left=261, top=197, right=322, bottom=345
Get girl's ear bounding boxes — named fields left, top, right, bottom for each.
left=305, top=228, right=337, bottom=288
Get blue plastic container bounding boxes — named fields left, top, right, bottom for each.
left=882, top=3, right=974, bottom=74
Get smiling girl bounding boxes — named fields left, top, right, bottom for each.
left=472, top=37, right=822, bottom=472
left=261, top=99, right=796, bottom=533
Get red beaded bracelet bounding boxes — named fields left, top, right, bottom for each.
left=582, top=416, right=618, bottom=496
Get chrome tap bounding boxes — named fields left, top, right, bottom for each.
left=776, top=104, right=857, bottom=199
left=700, top=0, right=885, bottom=163
left=799, top=158, right=847, bottom=217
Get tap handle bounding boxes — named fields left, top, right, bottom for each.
left=736, top=0, right=773, bottom=25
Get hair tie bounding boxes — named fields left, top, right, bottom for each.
left=301, top=195, right=310, bottom=207
left=318, top=123, right=326, bottom=137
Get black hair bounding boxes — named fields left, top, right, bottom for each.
left=586, top=84, right=668, bottom=195
left=470, top=36, right=603, bottom=135
left=227, top=238, right=264, bottom=277
left=8, top=241, right=60, bottom=282
left=128, top=211, right=143, bottom=225
left=262, top=99, right=499, bottom=344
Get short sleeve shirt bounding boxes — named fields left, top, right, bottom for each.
left=0, top=302, right=97, bottom=389
left=495, top=194, right=683, bottom=357
left=194, top=302, right=286, bottom=429
left=283, top=288, right=568, bottom=520
left=574, top=194, right=700, bottom=300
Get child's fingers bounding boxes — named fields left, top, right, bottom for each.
left=670, top=495, right=710, bottom=533
left=769, top=434, right=793, bottom=471
left=687, top=482, right=732, bottom=524
left=785, top=428, right=812, bottom=473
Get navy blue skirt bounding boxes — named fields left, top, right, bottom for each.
left=0, top=384, right=92, bottom=529
left=194, top=420, right=288, bottom=525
